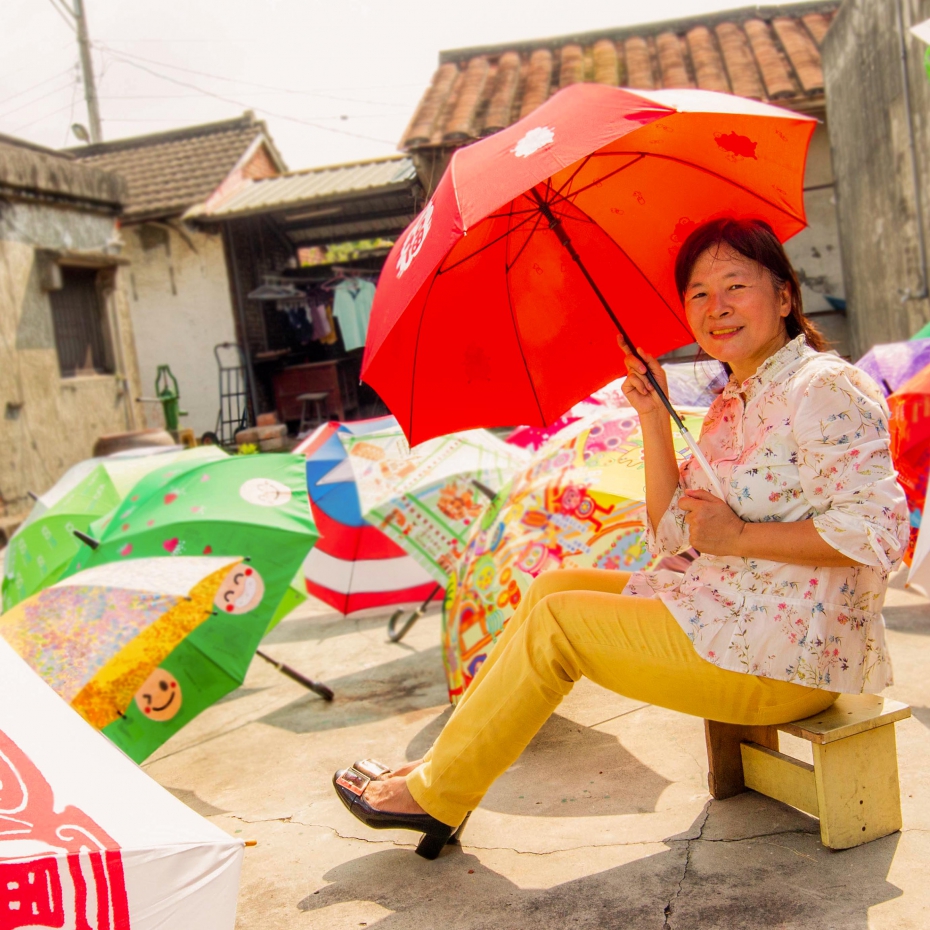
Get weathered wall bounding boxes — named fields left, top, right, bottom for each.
left=823, top=0, right=930, bottom=357
left=124, top=223, right=237, bottom=437
left=0, top=200, right=143, bottom=515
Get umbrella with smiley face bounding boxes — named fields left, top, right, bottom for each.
left=0, top=556, right=258, bottom=746
left=53, top=454, right=323, bottom=760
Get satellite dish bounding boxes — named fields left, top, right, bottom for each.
left=71, top=123, right=91, bottom=143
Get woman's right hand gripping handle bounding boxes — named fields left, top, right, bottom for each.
left=618, top=336, right=682, bottom=530
left=618, top=336, right=670, bottom=418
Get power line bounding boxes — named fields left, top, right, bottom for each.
left=105, top=53, right=398, bottom=145
left=94, top=42, right=415, bottom=109
left=63, top=65, right=82, bottom=145
left=0, top=64, right=75, bottom=108
left=11, top=101, right=76, bottom=133
left=0, top=75, right=77, bottom=121
left=43, top=0, right=75, bottom=32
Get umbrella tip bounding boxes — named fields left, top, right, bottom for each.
left=27, top=490, right=39, bottom=502
left=72, top=529, right=100, bottom=550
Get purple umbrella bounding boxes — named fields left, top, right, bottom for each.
left=855, top=339, right=930, bottom=396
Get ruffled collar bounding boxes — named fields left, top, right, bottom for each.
left=721, top=335, right=815, bottom=400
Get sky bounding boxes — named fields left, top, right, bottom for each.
left=2, top=0, right=818, bottom=170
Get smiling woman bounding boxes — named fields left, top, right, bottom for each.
left=331, top=217, right=910, bottom=859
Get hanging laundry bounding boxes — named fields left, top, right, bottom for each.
left=332, top=278, right=376, bottom=351
left=308, top=301, right=332, bottom=342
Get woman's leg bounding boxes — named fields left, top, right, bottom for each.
left=450, top=569, right=632, bottom=716
left=406, top=588, right=836, bottom=827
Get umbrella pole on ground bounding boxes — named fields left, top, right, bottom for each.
left=529, top=189, right=725, bottom=498
left=387, top=584, right=444, bottom=643
left=255, top=649, right=334, bottom=700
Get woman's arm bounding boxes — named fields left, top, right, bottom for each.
left=678, top=490, right=862, bottom=567
left=618, top=340, right=681, bottom=530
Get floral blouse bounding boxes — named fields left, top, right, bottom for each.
left=622, top=336, right=910, bottom=694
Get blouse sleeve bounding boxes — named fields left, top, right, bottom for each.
left=792, top=364, right=910, bottom=571
left=645, top=459, right=693, bottom=559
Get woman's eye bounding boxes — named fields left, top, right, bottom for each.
left=729, top=283, right=746, bottom=290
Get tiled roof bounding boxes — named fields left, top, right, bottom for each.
left=0, top=133, right=124, bottom=211
left=401, top=2, right=837, bottom=150
left=66, top=113, right=285, bottom=221
left=191, top=155, right=417, bottom=220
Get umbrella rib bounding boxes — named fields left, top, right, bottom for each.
left=580, top=150, right=806, bottom=225
left=560, top=196, right=694, bottom=342
left=553, top=154, right=594, bottom=199
left=437, top=212, right=538, bottom=276
left=504, top=201, right=548, bottom=425
left=562, top=154, right=647, bottom=202
left=504, top=210, right=545, bottom=272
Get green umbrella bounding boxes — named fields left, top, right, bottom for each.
left=911, top=320, right=930, bottom=340
left=2, top=446, right=226, bottom=611
left=61, top=453, right=319, bottom=761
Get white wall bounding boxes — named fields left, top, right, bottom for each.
left=125, top=223, right=238, bottom=438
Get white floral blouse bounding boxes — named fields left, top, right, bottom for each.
left=623, top=336, right=910, bottom=694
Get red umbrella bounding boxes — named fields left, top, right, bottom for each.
left=363, top=84, right=814, bottom=462
left=889, top=362, right=930, bottom=563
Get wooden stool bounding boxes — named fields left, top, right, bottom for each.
left=297, top=392, right=329, bottom=434
left=705, top=694, right=911, bottom=849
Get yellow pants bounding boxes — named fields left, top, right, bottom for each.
left=407, top=569, right=838, bottom=827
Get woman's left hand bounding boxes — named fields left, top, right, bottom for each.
left=678, top=489, right=746, bottom=556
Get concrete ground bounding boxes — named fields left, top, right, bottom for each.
left=143, top=570, right=930, bottom=929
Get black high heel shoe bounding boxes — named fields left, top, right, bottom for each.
left=333, top=765, right=464, bottom=859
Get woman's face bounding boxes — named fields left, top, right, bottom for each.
left=683, top=243, right=791, bottom=383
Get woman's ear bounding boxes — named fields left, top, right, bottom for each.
left=779, top=283, right=792, bottom=318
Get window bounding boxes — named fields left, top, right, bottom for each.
left=49, top=266, right=114, bottom=377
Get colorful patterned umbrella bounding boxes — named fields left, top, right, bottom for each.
left=856, top=339, right=930, bottom=396
left=1, top=446, right=226, bottom=611
left=331, top=426, right=529, bottom=584
left=0, top=556, right=256, bottom=747
left=295, top=418, right=439, bottom=615
left=889, top=362, right=930, bottom=564
left=443, top=407, right=706, bottom=702
left=54, top=454, right=318, bottom=760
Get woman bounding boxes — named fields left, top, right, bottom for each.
left=333, top=218, right=910, bottom=859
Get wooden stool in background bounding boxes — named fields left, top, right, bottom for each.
left=705, top=694, right=911, bottom=849
left=297, top=392, right=330, bottom=434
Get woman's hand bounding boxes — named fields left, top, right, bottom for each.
left=618, top=336, right=670, bottom=419
left=678, top=489, right=746, bottom=556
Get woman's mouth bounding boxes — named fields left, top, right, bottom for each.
left=708, top=326, right=743, bottom=340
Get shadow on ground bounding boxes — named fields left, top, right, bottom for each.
left=297, top=809, right=901, bottom=930
left=257, top=647, right=448, bottom=733
left=405, top=708, right=674, bottom=817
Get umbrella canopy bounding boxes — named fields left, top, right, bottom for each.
left=2, top=446, right=226, bottom=611
left=855, top=338, right=930, bottom=396
left=0, top=555, right=259, bottom=759
left=912, top=321, right=930, bottom=340
left=53, top=454, right=317, bottom=759
left=362, top=83, right=814, bottom=445
left=443, top=406, right=706, bottom=701
left=0, top=636, right=242, bottom=930
left=506, top=360, right=724, bottom=450
left=330, top=425, right=529, bottom=584
left=889, top=363, right=930, bottom=564
left=908, top=492, right=930, bottom=597
left=295, top=419, right=439, bottom=614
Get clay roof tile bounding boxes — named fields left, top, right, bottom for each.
left=743, top=18, right=798, bottom=98
left=686, top=25, right=731, bottom=92
left=403, top=62, right=460, bottom=147
left=520, top=48, right=554, bottom=118
left=624, top=36, right=657, bottom=90
left=772, top=16, right=824, bottom=92
left=442, top=56, right=492, bottom=141
left=592, top=39, right=620, bottom=85
left=483, top=51, right=522, bottom=133
left=559, top=43, right=585, bottom=88
left=656, top=31, right=693, bottom=88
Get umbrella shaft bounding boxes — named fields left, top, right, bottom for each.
left=528, top=189, right=684, bottom=428
left=529, top=188, right=725, bottom=498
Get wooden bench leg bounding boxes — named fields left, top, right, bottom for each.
left=704, top=720, right=779, bottom=799
left=812, top=725, right=903, bottom=849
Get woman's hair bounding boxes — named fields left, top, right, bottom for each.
left=673, top=217, right=827, bottom=352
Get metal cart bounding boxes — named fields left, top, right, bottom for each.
left=202, top=343, right=252, bottom=448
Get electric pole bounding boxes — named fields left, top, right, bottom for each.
left=72, top=0, right=103, bottom=143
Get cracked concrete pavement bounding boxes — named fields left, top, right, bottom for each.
left=141, top=568, right=930, bottom=928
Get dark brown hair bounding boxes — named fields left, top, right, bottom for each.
left=673, top=217, right=827, bottom=352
